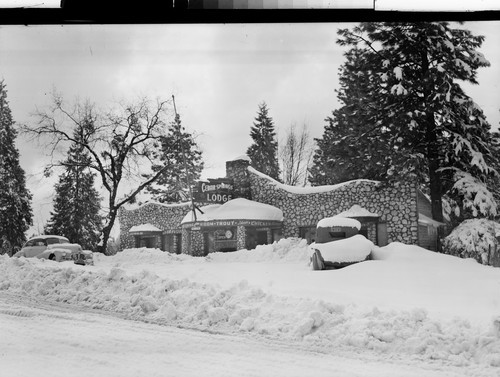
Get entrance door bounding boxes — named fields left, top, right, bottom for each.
left=203, top=232, right=210, bottom=256
left=139, top=237, right=156, bottom=248
left=256, top=230, right=267, bottom=245
left=377, top=222, right=388, bottom=246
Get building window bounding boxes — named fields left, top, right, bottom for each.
left=246, top=228, right=268, bottom=250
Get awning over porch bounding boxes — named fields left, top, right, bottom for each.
left=129, top=223, right=162, bottom=235
left=181, top=198, right=283, bottom=224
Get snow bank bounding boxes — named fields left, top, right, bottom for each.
left=309, top=235, right=373, bottom=263
left=2, top=239, right=500, bottom=371
left=206, top=238, right=309, bottom=263
left=93, top=247, right=199, bottom=266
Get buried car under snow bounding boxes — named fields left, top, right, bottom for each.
left=309, top=216, right=374, bottom=270
left=13, top=235, right=94, bottom=265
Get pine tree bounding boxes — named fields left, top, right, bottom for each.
left=45, top=119, right=102, bottom=250
left=311, top=22, right=497, bottom=221
left=247, top=102, right=280, bottom=180
left=0, top=81, right=33, bottom=248
left=310, top=48, right=395, bottom=185
left=146, top=113, right=204, bottom=203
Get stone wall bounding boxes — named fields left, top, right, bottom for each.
left=119, top=202, right=192, bottom=250
left=248, top=168, right=419, bottom=245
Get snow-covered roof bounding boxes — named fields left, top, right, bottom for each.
left=248, top=166, right=379, bottom=195
left=181, top=198, right=283, bottom=224
left=28, top=235, right=69, bottom=241
left=336, top=205, right=379, bottom=218
left=418, top=213, right=445, bottom=227
left=316, top=216, right=362, bottom=230
left=129, top=224, right=162, bottom=233
left=123, top=201, right=192, bottom=211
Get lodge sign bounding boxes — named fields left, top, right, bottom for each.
left=194, top=178, right=234, bottom=204
left=186, top=219, right=282, bottom=227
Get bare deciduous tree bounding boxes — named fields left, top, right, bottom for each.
left=279, top=123, right=313, bottom=186
left=22, top=93, right=176, bottom=254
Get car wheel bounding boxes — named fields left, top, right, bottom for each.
left=48, top=254, right=56, bottom=261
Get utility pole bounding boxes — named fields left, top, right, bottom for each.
left=171, top=95, right=202, bottom=221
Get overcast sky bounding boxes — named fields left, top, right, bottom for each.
left=1, top=21, right=499, bottom=234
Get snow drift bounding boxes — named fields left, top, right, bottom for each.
left=2, top=238, right=500, bottom=371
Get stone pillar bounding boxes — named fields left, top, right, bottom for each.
left=267, top=229, right=273, bottom=244
left=236, top=225, right=246, bottom=250
left=181, top=228, right=189, bottom=254
left=226, top=157, right=251, bottom=200
left=191, top=231, right=204, bottom=256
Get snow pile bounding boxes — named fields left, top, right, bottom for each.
left=206, top=238, right=309, bottom=263
left=442, top=218, right=500, bottom=264
left=309, top=235, right=374, bottom=263
left=182, top=198, right=283, bottom=223
left=93, top=247, right=198, bottom=266
left=1, top=252, right=500, bottom=370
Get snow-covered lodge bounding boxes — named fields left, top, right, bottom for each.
left=119, top=156, right=443, bottom=255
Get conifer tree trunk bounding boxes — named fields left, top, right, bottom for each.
left=425, top=111, right=444, bottom=222
left=421, top=49, right=444, bottom=222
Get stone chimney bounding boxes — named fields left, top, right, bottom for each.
left=226, top=155, right=251, bottom=200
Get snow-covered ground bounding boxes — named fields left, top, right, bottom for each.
left=1, top=238, right=500, bottom=376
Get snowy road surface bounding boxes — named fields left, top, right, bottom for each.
left=0, top=293, right=476, bottom=377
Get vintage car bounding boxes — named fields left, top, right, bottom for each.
left=309, top=216, right=373, bottom=270
left=13, top=235, right=93, bottom=264
left=309, top=234, right=373, bottom=270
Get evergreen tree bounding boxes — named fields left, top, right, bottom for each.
left=311, top=22, right=497, bottom=221
left=45, top=118, right=102, bottom=250
left=146, top=113, right=204, bottom=203
left=0, top=81, right=33, bottom=248
left=310, top=48, right=395, bottom=185
left=247, top=102, right=280, bottom=180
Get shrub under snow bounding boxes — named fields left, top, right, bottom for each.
left=442, top=218, right=500, bottom=265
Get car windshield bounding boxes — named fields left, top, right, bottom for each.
left=47, top=238, right=68, bottom=245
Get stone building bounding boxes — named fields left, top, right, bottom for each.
left=119, top=156, right=441, bottom=255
